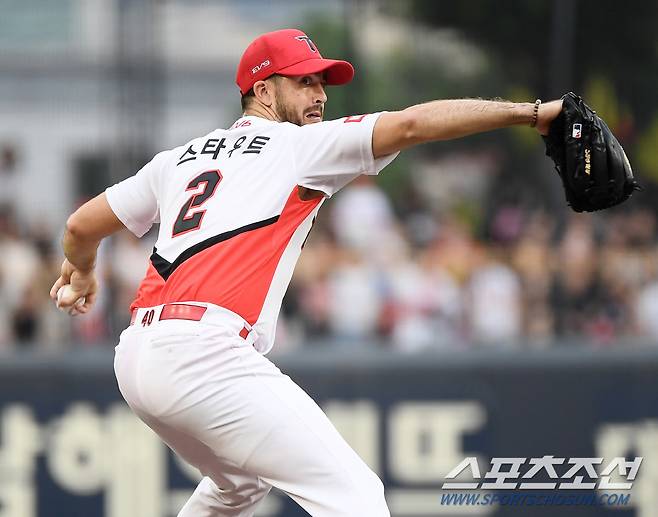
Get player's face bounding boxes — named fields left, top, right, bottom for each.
left=272, top=73, right=327, bottom=126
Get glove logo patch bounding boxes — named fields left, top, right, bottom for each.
left=572, top=124, right=582, bottom=139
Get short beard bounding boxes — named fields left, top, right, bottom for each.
left=274, top=96, right=303, bottom=126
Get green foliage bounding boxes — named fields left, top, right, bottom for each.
left=584, top=77, right=621, bottom=130
left=636, top=115, right=658, bottom=181
left=302, top=16, right=354, bottom=119
left=301, top=0, right=657, bottom=208
left=395, top=0, right=658, bottom=184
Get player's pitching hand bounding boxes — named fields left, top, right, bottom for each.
left=49, top=259, right=98, bottom=316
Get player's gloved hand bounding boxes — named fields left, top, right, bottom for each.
left=49, top=259, right=98, bottom=315
left=541, top=92, right=641, bottom=212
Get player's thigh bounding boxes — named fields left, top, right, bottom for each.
left=138, top=408, right=272, bottom=515
left=227, top=346, right=389, bottom=516
left=115, top=327, right=272, bottom=514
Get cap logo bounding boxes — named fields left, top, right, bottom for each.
left=295, top=35, right=317, bottom=52
left=251, top=59, right=271, bottom=75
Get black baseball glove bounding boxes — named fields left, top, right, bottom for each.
left=542, top=92, right=640, bottom=212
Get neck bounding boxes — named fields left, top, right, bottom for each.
left=244, top=103, right=280, bottom=122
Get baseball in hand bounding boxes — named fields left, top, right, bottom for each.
left=56, top=285, right=86, bottom=314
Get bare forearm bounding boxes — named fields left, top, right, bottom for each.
left=404, top=99, right=535, bottom=144
left=372, top=98, right=562, bottom=158
left=62, top=227, right=100, bottom=273
left=61, top=193, right=125, bottom=272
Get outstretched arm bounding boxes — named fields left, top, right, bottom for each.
left=372, top=98, right=562, bottom=158
left=49, top=193, right=125, bottom=314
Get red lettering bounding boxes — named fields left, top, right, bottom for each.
left=344, top=115, right=367, bottom=123
left=230, top=120, right=252, bottom=130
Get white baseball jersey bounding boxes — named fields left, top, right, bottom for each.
left=105, top=113, right=398, bottom=353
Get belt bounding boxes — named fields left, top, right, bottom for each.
left=130, top=303, right=252, bottom=340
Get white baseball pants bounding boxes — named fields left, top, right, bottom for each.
left=113, top=303, right=389, bottom=517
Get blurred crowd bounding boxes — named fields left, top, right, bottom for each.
left=2, top=173, right=658, bottom=353
left=282, top=177, right=658, bottom=351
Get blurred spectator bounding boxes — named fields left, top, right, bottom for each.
left=106, top=230, right=155, bottom=331
left=330, top=176, right=404, bottom=264
left=288, top=228, right=337, bottom=340
left=25, top=219, right=71, bottom=349
left=427, top=215, right=482, bottom=285
left=387, top=249, right=463, bottom=352
left=326, top=250, right=384, bottom=339
left=12, top=285, right=39, bottom=344
left=511, top=212, right=555, bottom=346
left=635, top=279, right=658, bottom=341
left=0, top=204, right=40, bottom=347
left=0, top=144, right=20, bottom=212
left=467, top=248, right=522, bottom=346
left=551, top=214, right=600, bottom=339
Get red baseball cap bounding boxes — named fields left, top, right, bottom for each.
left=236, top=29, right=355, bottom=95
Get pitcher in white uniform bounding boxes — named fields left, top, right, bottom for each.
left=50, top=28, right=564, bottom=516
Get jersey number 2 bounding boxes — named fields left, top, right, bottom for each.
left=172, top=170, right=222, bottom=237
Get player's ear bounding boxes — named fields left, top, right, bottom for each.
left=253, top=79, right=274, bottom=107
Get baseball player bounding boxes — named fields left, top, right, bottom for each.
left=50, top=29, right=563, bottom=516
